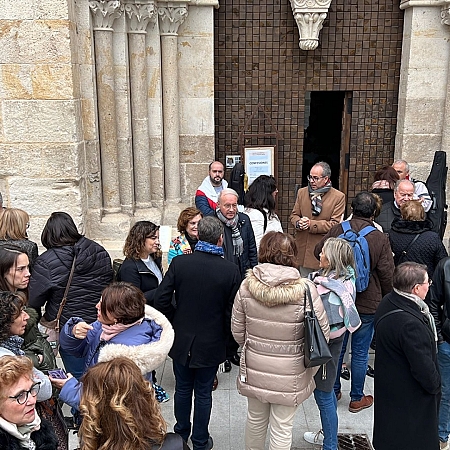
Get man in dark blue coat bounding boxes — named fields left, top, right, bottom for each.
left=154, top=217, right=241, bottom=450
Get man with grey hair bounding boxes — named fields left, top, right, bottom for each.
left=393, top=159, right=432, bottom=212
left=154, top=216, right=241, bottom=450
left=290, top=161, right=345, bottom=276
left=375, top=179, right=415, bottom=231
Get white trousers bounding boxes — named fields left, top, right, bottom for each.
left=245, top=397, right=298, bottom=450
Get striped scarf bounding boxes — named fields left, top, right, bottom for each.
left=215, top=209, right=244, bottom=256
left=308, top=180, right=332, bottom=216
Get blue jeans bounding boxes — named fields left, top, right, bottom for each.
left=438, top=341, right=450, bottom=443
left=59, top=346, right=86, bottom=380
left=349, top=314, right=374, bottom=402
left=334, top=331, right=349, bottom=396
left=314, top=389, right=338, bottom=450
left=173, top=361, right=218, bottom=450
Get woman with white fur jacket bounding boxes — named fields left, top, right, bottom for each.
left=50, top=282, right=174, bottom=411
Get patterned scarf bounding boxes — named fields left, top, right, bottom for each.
left=215, top=209, right=244, bottom=256
left=0, top=335, right=25, bottom=355
left=394, top=288, right=438, bottom=342
left=308, top=180, right=332, bottom=216
left=194, top=240, right=224, bottom=256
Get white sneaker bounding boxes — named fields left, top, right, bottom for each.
left=303, top=430, right=324, bottom=446
left=440, top=441, right=449, bottom=450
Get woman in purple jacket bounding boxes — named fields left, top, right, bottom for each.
left=50, top=282, right=174, bottom=412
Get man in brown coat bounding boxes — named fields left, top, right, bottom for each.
left=289, top=161, right=345, bottom=276
left=315, top=191, right=394, bottom=413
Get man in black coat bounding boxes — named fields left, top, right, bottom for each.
left=428, top=257, right=450, bottom=450
left=373, top=262, right=440, bottom=450
left=154, top=217, right=241, bottom=450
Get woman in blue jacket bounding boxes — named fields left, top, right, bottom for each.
left=51, top=282, right=174, bottom=411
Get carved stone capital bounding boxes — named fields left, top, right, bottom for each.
left=89, top=0, right=123, bottom=30
left=289, top=0, right=332, bottom=51
left=123, top=0, right=157, bottom=33
left=157, top=3, right=189, bottom=35
left=442, top=5, right=450, bottom=26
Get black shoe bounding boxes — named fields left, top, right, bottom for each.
left=229, top=353, right=240, bottom=366
left=366, top=365, right=375, bottom=378
left=193, top=435, right=213, bottom=450
left=340, top=366, right=350, bottom=381
left=224, top=360, right=232, bottom=372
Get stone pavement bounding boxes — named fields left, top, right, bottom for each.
left=69, top=354, right=375, bottom=449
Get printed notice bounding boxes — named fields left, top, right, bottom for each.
left=244, top=147, right=274, bottom=185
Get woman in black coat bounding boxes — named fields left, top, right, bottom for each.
left=373, top=262, right=440, bottom=450
left=388, top=200, right=447, bottom=277
left=28, top=212, right=113, bottom=379
left=117, top=221, right=163, bottom=306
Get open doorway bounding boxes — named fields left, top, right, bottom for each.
left=302, top=91, right=347, bottom=190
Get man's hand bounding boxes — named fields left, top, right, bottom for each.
left=72, top=322, right=93, bottom=339
left=297, top=216, right=310, bottom=230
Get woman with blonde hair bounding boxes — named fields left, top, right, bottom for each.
left=304, top=237, right=360, bottom=450
left=0, top=208, right=38, bottom=266
left=0, top=355, right=58, bottom=449
left=232, top=231, right=329, bottom=450
left=79, top=357, right=188, bottom=450
left=388, top=200, right=447, bottom=277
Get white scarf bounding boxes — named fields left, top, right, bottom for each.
left=0, top=411, right=41, bottom=449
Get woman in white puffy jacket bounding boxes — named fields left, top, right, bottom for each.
left=232, top=231, right=329, bottom=450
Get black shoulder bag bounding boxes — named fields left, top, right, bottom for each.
left=304, top=285, right=332, bottom=367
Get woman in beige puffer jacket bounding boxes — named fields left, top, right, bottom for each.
left=232, top=231, right=329, bottom=450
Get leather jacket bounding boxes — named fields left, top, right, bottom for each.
left=428, top=256, right=450, bottom=344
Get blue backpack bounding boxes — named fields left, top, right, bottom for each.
left=338, top=221, right=376, bottom=292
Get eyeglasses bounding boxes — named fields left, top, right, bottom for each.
left=223, top=204, right=238, bottom=210
left=417, top=279, right=432, bottom=287
left=307, top=175, right=326, bottom=182
left=26, top=223, right=30, bottom=230
left=9, top=382, right=41, bottom=405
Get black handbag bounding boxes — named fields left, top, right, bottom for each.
left=303, top=285, right=332, bottom=368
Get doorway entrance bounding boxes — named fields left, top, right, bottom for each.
left=302, top=91, right=350, bottom=194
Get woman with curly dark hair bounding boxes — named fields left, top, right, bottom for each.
left=118, top=221, right=163, bottom=306
left=79, top=357, right=188, bottom=450
left=0, top=291, right=53, bottom=403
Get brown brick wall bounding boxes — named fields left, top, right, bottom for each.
left=214, top=0, right=404, bottom=229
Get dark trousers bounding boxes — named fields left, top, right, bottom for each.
left=173, top=360, right=218, bottom=450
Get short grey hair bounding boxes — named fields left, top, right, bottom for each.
left=218, top=188, right=239, bottom=202
left=197, top=216, right=224, bottom=245
left=394, top=179, right=414, bottom=192
left=393, top=159, right=410, bottom=173
left=314, top=161, right=331, bottom=178
left=393, top=262, right=427, bottom=293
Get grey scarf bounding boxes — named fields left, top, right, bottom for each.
left=215, top=209, right=244, bottom=256
left=308, top=181, right=332, bottom=216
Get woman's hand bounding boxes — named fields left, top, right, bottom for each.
left=49, top=373, right=73, bottom=390
left=73, top=322, right=93, bottom=339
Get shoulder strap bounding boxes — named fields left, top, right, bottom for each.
left=401, top=233, right=421, bottom=257
left=341, top=221, right=351, bottom=232
left=358, top=225, right=377, bottom=237
left=374, top=308, right=403, bottom=330
left=54, top=256, right=77, bottom=332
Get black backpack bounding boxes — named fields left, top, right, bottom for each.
left=425, top=151, right=447, bottom=240
left=228, top=162, right=245, bottom=205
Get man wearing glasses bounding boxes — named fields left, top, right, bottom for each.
left=375, top=179, right=415, bottom=232
left=289, top=161, right=345, bottom=277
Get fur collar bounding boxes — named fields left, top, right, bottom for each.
left=97, top=305, right=174, bottom=375
left=246, top=263, right=309, bottom=307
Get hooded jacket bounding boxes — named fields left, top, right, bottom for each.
left=58, top=304, right=174, bottom=410
left=29, top=237, right=113, bottom=326
left=232, top=264, right=329, bottom=407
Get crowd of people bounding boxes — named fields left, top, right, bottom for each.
left=0, top=157, right=448, bottom=450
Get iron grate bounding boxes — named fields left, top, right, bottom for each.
left=337, top=434, right=373, bottom=450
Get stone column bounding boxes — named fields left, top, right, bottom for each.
left=89, top=0, right=123, bottom=213
left=158, top=3, right=189, bottom=202
left=124, top=0, right=157, bottom=208
left=440, top=5, right=450, bottom=151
